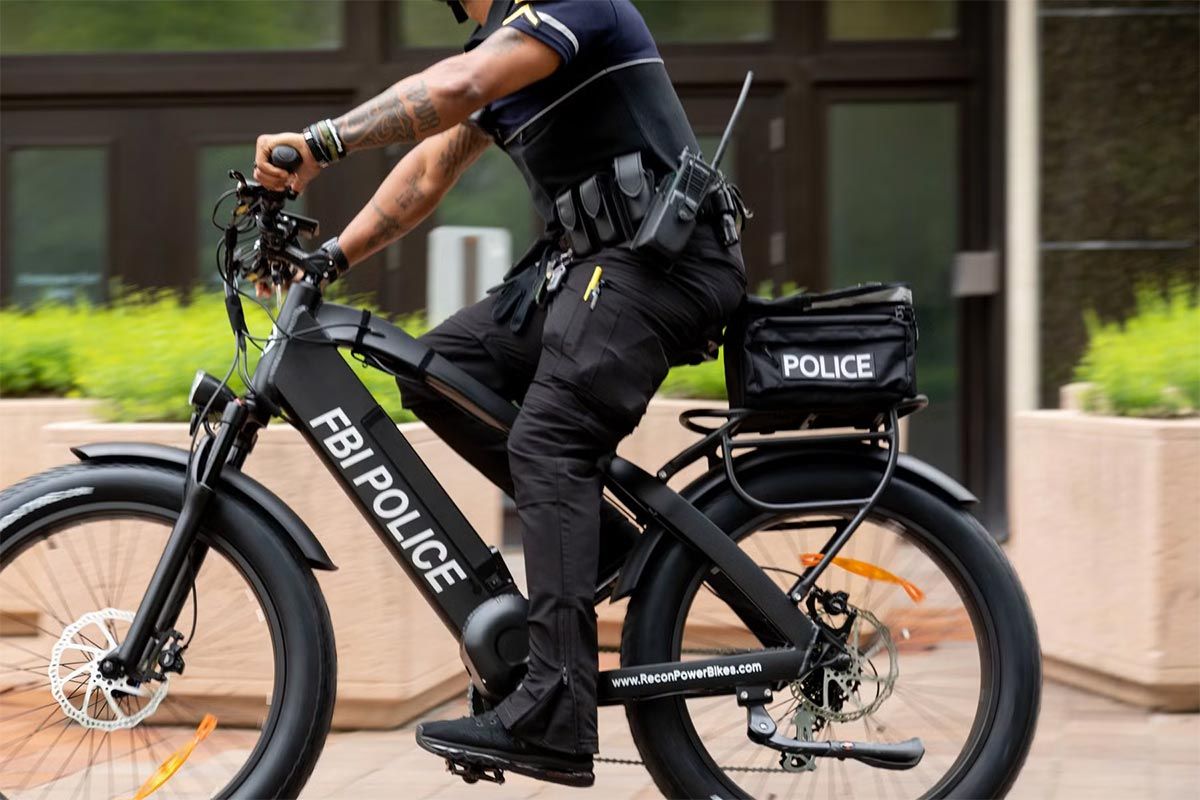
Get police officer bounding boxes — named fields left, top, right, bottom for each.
left=254, top=0, right=745, bottom=786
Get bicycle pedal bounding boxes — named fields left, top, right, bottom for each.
left=445, top=758, right=506, bottom=785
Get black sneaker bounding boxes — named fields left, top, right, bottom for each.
left=415, top=710, right=595, bottom=788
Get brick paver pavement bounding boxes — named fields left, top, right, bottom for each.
left=299, top=680, right=1200, bottom=799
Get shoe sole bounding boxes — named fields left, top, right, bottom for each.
left=416, top=733, right=595, bottom=788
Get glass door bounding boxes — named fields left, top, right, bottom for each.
left=824, top=97, right=963, bottom=480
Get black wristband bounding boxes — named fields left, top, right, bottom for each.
left=303, top=127, right=332, bottom=166
left=317, top=119, right=346, bottom=161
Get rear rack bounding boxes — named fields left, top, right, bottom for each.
left=656, top=396, right=927, bottom=601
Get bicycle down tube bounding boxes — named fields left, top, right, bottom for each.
left=260, top=305, right=517, bottom=636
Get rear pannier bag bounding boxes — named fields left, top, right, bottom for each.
left=724, top=283, right=918, bottom=414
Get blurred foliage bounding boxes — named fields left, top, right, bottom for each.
left=0, top=290, right=425, bottom=424
left=1039, top=6, right=1199, bottom=406
left=395, top=0, right=771, bottom=47
left=0, top=304, right=80, bottom=398
left=1076, top=285, right=1200, bottom=417
left=659, top=352, right=727, bottom=401
left=0, top=0, right=342, bottom=54
left=0, top=288, right=733, bottom=419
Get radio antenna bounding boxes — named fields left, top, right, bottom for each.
left=711, top=71, right=753, bottom=172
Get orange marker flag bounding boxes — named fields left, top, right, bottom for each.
left=800, top=553, right=925, bottom=603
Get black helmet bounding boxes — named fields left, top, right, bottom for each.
left=438, top=0, right=470, bottom=24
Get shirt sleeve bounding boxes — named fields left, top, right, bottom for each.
left=501, top=0, right=613, bottom=64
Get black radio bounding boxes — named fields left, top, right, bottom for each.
left=631, top=71, right=753, bottom=261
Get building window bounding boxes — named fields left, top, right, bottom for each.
left=394, top=0, right=773, bottom=48
left=0, top=0, right=343, bottom=54
left=635, top=0, right=772, bottom=43
left=6, top=147, right=108, bottom=305
left=395, top=0, right=462, bottom=48
left=827, top=0, right=958, bottom=41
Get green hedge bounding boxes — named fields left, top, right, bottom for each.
left=1075, top=284, right=1200, bottom=418
left=0, top=291, right=424, bottom=422
left=0, top=291, right=730, bottom=422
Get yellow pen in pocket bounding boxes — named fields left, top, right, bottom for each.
left=582, top=265, right=603, bottom=302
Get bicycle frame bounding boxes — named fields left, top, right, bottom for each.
left=110, top=281, right=848, bottom=703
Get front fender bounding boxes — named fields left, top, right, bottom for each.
left=610, top=445, right=975, bottom=601
left=72, top=442, right=336, bottom=571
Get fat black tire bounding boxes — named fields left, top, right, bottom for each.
left=620, top=461, right=1041, bottom=799
left=0, top=463, right=337, bottom=799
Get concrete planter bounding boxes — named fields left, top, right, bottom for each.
left=0, top=398, right=100, bottom=487
left=1008, top=407, right=1200, bottom=710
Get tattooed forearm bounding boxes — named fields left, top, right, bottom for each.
left=335, top=77, right=442, bottom=151
left=337, top=86, right=416, bottom=149
left=406, top=81, right=440, bottom=134
left=361, top=173, right=429, bottom=253
left=437, top=123, right=490, bottom=178
left=363, top=199, right=405, bottom=254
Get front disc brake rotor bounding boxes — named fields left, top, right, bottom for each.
left=48, top=608, right=169, bottom=731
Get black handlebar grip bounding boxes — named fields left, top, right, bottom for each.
left=269, top=145, right=303, bottom=174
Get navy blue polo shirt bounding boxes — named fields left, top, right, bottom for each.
left=466, top=0, right=663, bottom=147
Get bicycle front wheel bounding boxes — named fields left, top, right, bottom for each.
left=0, top=462, right=336, bottom=799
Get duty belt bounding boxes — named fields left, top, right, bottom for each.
left=552, top=151, right=743, bottom=258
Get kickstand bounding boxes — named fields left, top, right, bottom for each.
left=445, top=758, right=506, bottom=785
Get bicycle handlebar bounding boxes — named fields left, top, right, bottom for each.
left=269, top=145, right=303, bottom=174
left=221, top=145, right=323, bottom=289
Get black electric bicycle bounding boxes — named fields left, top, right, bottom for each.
left=0, top=147, right=1040, bottom=799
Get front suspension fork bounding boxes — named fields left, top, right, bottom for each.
left=106, top=401, right=249, bottom=680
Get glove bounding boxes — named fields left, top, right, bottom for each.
left=306, top=237, right=350, bottom=286
left=489, top=261, right=540, bottom=334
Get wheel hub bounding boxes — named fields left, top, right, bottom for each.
left=48, top=608, right=169, bottom=731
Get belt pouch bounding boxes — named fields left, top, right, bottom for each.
left=579, top=175, right=622, bottom=246
left=612, top=152, right=653, bottom=236
left=555, top=187, right=596, bottom=256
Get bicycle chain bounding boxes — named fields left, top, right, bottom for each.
left=595, top=755, right=785, bottom=774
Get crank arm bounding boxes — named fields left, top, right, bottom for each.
left=746, top=704, right=924, bottom=771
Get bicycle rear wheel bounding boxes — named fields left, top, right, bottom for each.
left=622, top=463, right=1040, bottom=799
left=0, top=463, right=335, bottom=799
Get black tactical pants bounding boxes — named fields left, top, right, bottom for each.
left=398, top=231, right=744, bottom=754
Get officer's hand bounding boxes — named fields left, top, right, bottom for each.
left=254, top=132, right=321, bottom=193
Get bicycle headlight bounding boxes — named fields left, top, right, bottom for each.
left=189, top=370, right=236, bottom=413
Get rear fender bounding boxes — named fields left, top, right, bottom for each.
left=610, top=445, right=975, bottom=601
left=72, top=442, right=336, bottom=571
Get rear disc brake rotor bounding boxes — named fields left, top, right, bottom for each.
left=793, top=605, right=898, bottom=724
